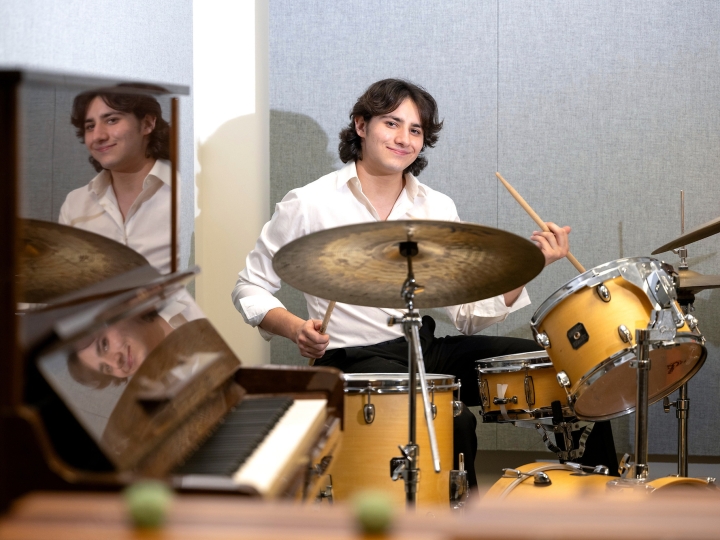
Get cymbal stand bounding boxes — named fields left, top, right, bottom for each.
left=388, top=237, right=441, bottom=508
left=663, top=190, right=691, bottom=477
left=611, top=309, right=677, bottom=486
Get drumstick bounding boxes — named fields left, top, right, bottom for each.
left=309, top=301, right=336, bottom=366
left=495, top=172, right=586, bottom=273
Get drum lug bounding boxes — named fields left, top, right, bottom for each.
left=493, top=396, right=518, bottom=405
left=596, top=283, right=611, bottom=302
left=363, top=391, right=375, bottom=424
left=618, top=325, right=633, bottom=343
left=524, top=374, right=536, bottom=408
left=453, top=401, right=463, bottom=417
left=534, top=332, right=551, bottom=349
left=430, top=383, right=437, bottom=420
left=556, top=370, right=571, bottom=390
left=478, top=379, right=490, bottom=410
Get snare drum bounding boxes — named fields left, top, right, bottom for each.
left=476, top=351, right=573, bottom=422
left=483, top=462, right=717, bottom=501
left=331, top=373, right=458, bottom=506
left=531, top=257, right=706, bottom=421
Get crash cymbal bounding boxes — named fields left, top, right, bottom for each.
left=652, top=215, right=720, bottom=255
left=677, top=268, right=720, bottom=293
left=273, top=220, right=545, bottom=309
left=17, top=219, right=150, bottom=303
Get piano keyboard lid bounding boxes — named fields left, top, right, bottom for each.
left=32, top=270, right=244, bottom=473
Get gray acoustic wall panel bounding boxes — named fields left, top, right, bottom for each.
left=497, top=1, right=720, bottom=456
left=269, top=1, right=720, bottom=456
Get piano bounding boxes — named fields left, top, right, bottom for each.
left=0, top=70, right=343, bottom=511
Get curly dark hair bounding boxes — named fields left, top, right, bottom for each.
left=71, top=85, right=170, bottom=172
left=338, top=79, right=443, bottom=176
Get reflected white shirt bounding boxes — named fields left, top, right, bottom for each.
left=231, top=161, right=531, bottom=350
left=59, top=159, right=174, bottom=274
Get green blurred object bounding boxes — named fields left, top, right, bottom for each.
left=123, top=480, right=174, bottom=528
left=352, top=490, right=394, bottom=535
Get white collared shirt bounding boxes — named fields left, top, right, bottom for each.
left=59, top=159, right=174, bottom=274
left=231, top=161, right=531, bottom=349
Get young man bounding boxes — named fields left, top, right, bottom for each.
left=59, top=88, right=174, bottom=274
left=232, top=79, right=613, bottom=488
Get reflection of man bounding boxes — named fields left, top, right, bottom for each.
left=232, top=79, right=616, bottom=489
left=68, top=311, right=173, bottom=388
left=59, top=88, right=173, bottom=273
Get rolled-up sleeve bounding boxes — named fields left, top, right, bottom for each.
left=231, top=193, right=306, bottom=340
left=445, top=287, right=531, bottom=335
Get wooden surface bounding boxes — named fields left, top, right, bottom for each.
left=3, top=490, right=720, bottom=539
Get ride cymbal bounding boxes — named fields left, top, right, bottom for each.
left=652, top=215, right=720, bottom=255
left=677, top=268, right=720, bottom=293
left=273, top=220, right=545, bottom=309
left=17, top=219, right=150, bottom=303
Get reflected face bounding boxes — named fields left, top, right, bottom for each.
left=83, top=96, right=155, bottom=172
left=76, top=316, right=167, bottom=378
left=354, top=98, right=424, bottom=176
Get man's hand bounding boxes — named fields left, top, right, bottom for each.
left=259, top=308, right=331, bottom=359
left=531, top=222, right=571, bottom=267
left=293, top=318, right=330, bottom=359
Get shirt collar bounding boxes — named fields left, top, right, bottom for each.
left=336, top=161, right=428, bottom=202
left=88, top=159, right=170, bottom=196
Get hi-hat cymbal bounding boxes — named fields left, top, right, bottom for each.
left=677, top=268, right=720, bottom=293
left=273, top=220, right=545, bottom=309
left=652, top=215, right=720, bottom=255
left=17, top=219, right=150, bottom=303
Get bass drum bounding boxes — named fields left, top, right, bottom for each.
left=483, top=462, right=718, bottom=501
left=331, top=373, right=458, bottom=506
left=531, top=257, right=706, bottom=421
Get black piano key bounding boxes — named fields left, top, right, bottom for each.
left=174, top=397, right=293, bottom=476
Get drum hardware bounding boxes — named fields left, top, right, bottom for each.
left=386, top=235, right=441, bottom=508
left=533, top=418, right=595, bottom=462
left=617, top=325, right=632, bottom=343
left=502, top=468, right=552, bottom=486
left=362, top=389, right=375, bottom=424
left=315, top=475, right=334, bottom=503
left=524, top=371, right=535, bottom=407
left=534, top=331, right=550, bottom=348
left=429, top=382, right=437, bottom=420
left=449, top=453, right=469, bottom=510
left=596, top=283, right=611, bottom=302
left=564, top=462, right=610, bottom=476
left=623, top=312, right=677, bottom=483
left=493, top=395, right=518, bottom=406
left=452, top=381, right=462, bottom=418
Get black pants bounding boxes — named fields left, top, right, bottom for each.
left=317, top=316, right=618, bottom=487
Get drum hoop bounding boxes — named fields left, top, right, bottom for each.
left=342, top=373, right=458, bottom=394
left=530, top=257, right=669, bottom=327
left=571, top=333, right=707, bottom=421
left=481, top=405, right=575, bottom=422
left=476, top=360, right=553, bottom=374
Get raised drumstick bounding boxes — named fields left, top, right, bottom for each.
left=309, top=301, right=336, bottom=366
left=495, top=172, right=586, bottom=273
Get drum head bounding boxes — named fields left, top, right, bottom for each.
left=573, top=336, right=706, bottom=420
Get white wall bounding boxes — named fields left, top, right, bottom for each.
left=193, top=0, right=270, bottom=366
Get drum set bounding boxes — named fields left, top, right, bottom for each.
left=273, top=192, right=720, bottom=507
